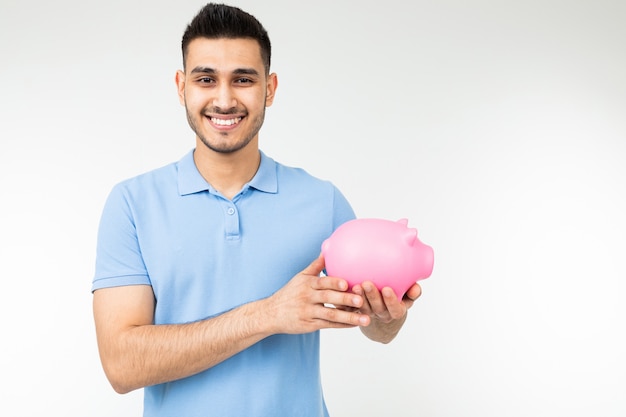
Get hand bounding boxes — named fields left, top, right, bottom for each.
left=263, top=254, right=371, bottom=334
left=351, top=282, right=422, bottom=343
left=352, top=282, right=422, bottom=324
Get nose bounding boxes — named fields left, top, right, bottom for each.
left=213, top=83, right=237, bottom=111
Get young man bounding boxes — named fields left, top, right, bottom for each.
left=92, top=3, right=421, bottom=416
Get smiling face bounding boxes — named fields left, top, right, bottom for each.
left=176, top=37, right=277, bottom=155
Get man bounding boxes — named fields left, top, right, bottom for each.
left=92, top=3, right=421, bottom=416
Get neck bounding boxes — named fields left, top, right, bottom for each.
left=193, top=138, right=261, bottom=200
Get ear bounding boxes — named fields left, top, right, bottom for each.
left=265, top=72, right=278, bottom=107
left=175, top=70, right=186, bottom=105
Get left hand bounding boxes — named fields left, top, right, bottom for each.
left=349, top=282, right=422, bottom=343
left=352, top=281, right=422, bottom=324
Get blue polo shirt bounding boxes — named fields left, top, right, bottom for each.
left=93, top=149, right=355, bottom=417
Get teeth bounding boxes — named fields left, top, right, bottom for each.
left=211, top=117, right=242, bottom=126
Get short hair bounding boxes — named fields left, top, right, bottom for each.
left=181, top=3, right=272, bottom=73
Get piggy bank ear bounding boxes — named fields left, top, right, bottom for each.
left=397, top=218, right=409, bottom=227
left=321, top=239, right=330, bottom=253
left=403, top=228, right=417, bottom=246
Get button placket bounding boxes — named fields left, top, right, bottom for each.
left=223, top=203, right=240, bottom=240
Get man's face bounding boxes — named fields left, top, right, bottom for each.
left=176, top=37, right=277, bottom=154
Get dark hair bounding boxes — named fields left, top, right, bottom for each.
left=181, top=3, right=271, bottom=73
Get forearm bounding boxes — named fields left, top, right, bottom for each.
left=95, top=256, right=369, bottom=394
left=100, top=299, right=273, bottom=394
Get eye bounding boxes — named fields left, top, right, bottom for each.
left=197, top=77, right=215, bottom=84
left=234, top=77, right=254, bottom=84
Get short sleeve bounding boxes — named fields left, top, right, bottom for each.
left=332, top=185, right=356, bottom=230
left=92, top=183, right=151, bottom=292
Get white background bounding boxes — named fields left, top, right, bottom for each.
left=1, top=0, right=625, bottom=415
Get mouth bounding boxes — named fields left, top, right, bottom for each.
left=208, top=116, right=243, bottom=127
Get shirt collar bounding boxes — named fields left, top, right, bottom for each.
left=248, top=151, right=278, bottom=193
left=177, top=149, right=277, bottom=196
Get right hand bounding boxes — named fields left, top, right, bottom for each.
left=263, top=254, right=371, bottom=334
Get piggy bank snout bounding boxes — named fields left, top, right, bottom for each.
left=415, top=243, right=435, bottom=278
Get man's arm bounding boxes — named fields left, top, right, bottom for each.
left=93, top=255, right=369, bottom=394
left=351, top=282, right=422, bottom=344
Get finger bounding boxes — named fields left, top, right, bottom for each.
left=314, top=275, right=349, bottom=292
left=361, top=281, right=387, bottom=315
left=405, top=283, right=422, bottom=302
left=317, top=288, right=363, bottom=311
left=334, top=305, right=359, bottom=313
left=351, top=284, right=373, bottom=314
left=301, top=253, right=325, bottom=277
left=381, top=287, right=407, bottom=319
left=317, top=305, right=370, bottom=327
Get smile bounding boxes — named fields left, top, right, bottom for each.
left=210, top=116, right=242, bottom=126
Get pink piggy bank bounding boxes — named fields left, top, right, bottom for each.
left=321, top=218, right=434, bottom=300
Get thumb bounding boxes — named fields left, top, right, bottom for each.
left=301, top=253, right=325, bottom=276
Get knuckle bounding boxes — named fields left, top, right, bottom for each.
left=324, top=306, right=339, bottom=322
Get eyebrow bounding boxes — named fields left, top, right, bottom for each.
left=190, top=67, right=260, bottom=77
